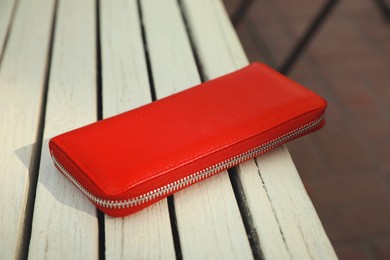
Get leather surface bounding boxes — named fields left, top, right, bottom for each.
left=49, top=62, right=327, bottom=217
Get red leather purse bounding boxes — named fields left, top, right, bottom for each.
left=49, top=63, right=327, bottom=217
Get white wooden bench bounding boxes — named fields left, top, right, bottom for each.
left=0, top=0, right=337, bottom=259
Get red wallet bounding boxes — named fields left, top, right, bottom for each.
left=49, top=63, right=327, bottom=217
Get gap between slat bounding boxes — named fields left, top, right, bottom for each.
left=167, top=196, right=183, bottom=260
left=253, top=157, right=292, bottom=258
left=228, top=168, right=263, bottom=260
left=244, top=19, right=278, bottom=68
left=137, top=0, right=156, bottom=102
left=96, top=0, right=103, bottom=122
left=177, top=0, right=205, bottom=83
left=95, top=1, right=105, bottom=259
left=19, top=0, right=59, bottom=258
left=136, top=1, right=183, bottom=259
left=176, top=0, right=263, bottom=258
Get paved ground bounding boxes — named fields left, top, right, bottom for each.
left=223, top=0, right=390, bottom=259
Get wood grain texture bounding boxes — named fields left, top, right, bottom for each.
left=100, top=0, right=175, bottom=258
left=100, top=0, right=152, bottom=117
left=0, top=0, right=15, bottom=58
left=141, top=0, right=199, bottom=96
left=181, top=0, right=248, bottom=77
left=237, top=160, right=291, bottom=259
left=28, top=0, right=99, bottom=258
left=255, top=147, right=338, bottom=259
left=182, top=0, right=337, bottom=258
left=0, top=0, right=55, bottom=258
left=142, top=0, right=253, bottom=259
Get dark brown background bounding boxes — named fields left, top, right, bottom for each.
left=223, top=0, right=390, bottom=259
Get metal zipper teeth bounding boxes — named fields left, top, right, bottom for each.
left=51, top=114, right=324, bottom=210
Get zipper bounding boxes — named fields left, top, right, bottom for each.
left=51, top=113, right=324, bottom=210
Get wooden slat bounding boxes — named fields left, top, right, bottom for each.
left=0, top=0, right=15, bottom=58
left=100, top=0, right=152, bottom=117
left=181, top=0, right=248, bottom=77
left=141, top=0, right=253, bottom=259
left=100, top=0, right=176, bottom=258
left=28, top=0, right=99, bottom=258
left=0, top=0, right=56, bottom=258
left=181, top=0, right=337, bottom=258
left=141, top=0, right=199, bottom=94
left=238, top=160, right=292, bottom=259
left=257, top=147, right=338, bottom=259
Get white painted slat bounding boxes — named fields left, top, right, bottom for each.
left=0, top=0, right=15, bottom=57
left=256, top=148, right=337, bottom=259
left=100, top=0, right=152, bottom=117
left=141, top=0, right=253, bottom=259
left=100, top=0, right=175, bottom=259
left=238, top=160, right=291, bottom=259
left=0, top=0, right=55, bottom=258
left=141, top=0, right=199, bottom=95
left=181, top=0, right=248, bottom=77
left=28, top=0, right=99, bottom=258
left=182, top=0, right=337, bottom=259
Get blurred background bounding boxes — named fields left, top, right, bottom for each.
left=222, top=0, right=390, bottom=258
